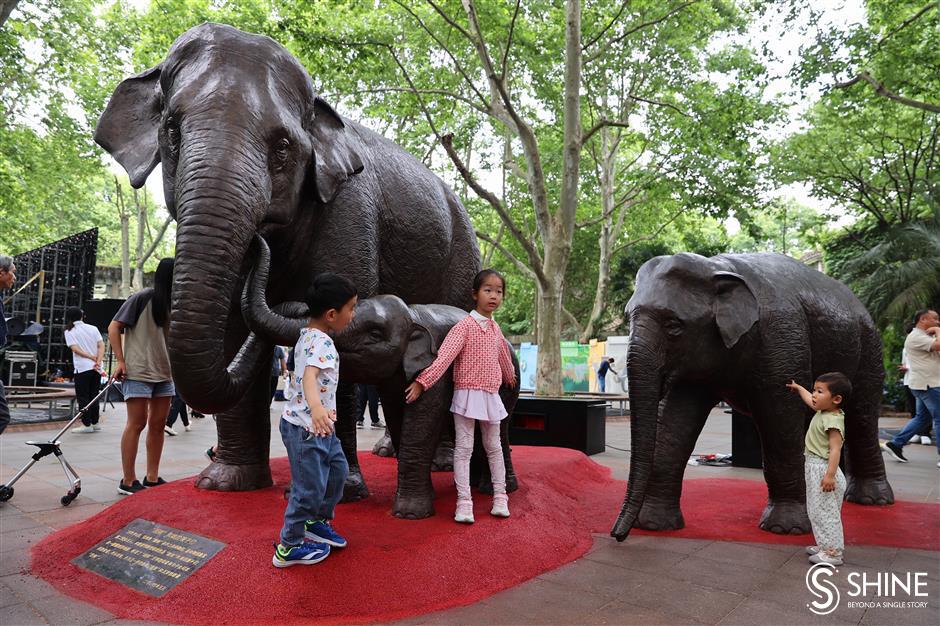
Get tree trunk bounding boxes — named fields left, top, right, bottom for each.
left=533, top=0, right=581, bottom=396
left=581, top=127, right=616, bottom=342
left=0, top=0, right=20, bottom=29
left=535, top=280, right=563, bottom=394
left=115, top=177, right=130, bottom=298
left=131, top=189, right=146, bottom=291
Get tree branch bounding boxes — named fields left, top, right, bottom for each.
left=392, top=0, right=491, bottom=107
left=628, top=93, right=691, bottom=117
left=475, top=230, right=534, bottom=278
left=875, top=2, right=937, bottom=52
left=140, top=216, right=173, bottom=265
left=586, top=0, right=701, bottom=62
left=612, top=207, right=687, bottom=255
left=834, top=71, right=940, bottom=113
left=441, top=133, right=548, bottom=287
left=331, top=87, right=489, bottom=114
left=581, top=119, right=632, bottom=147
left=500, top=0, right=521, bottom=80
left=582, top=0, right=630, bottom=51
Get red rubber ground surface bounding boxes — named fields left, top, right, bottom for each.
left=31, top=447, right=937, bottom=625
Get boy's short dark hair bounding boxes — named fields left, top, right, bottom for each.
left=816, top=372, right=852, bottom=404
left=305, top=273, right=357, bottom=318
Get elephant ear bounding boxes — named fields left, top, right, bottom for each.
left=403, top=322, right=438, bottom=382
left=308, top=97, right=364, bottom=204
left=94, top=65, right=163, bottom=189
left=713, top=270, right=758, bottom=349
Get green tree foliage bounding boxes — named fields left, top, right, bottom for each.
left=0, top=0, right=170, bottom=267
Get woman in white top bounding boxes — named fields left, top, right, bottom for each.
left=64, top=307, right=104, bottom=433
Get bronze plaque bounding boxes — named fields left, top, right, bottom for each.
left=72, top=518, right=225, bottom=597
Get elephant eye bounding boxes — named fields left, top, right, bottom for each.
left=273, top=138, right=291, bottom=164
left=165, top=117, right=180, bottom=153
left=664, top=318, right=683, bottom=337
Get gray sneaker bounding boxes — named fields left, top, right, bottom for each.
left=71, top=425, right=95, bottom=433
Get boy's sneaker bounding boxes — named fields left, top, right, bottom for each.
left=184, top=424, right=192, bottom=432
left=809, top=551, right=844, bottom=566
left=356, top=421, right=364, bottom=429
left=92, top=424, right=102, bottom=431
left=370, top=420, right=385, bottom=429
left=143, top=477, right=166, bottom=487
left=882, top=441, right=908, bottom=462
left=920, top=436, right=932, bottom=445
left=805, top=545, right=820, bottom=555
left=272, top=541, right=330, bottom=568
left=72, top=425, right=95, bottom=433
left=164, top=426, right=178, bottom=436
left=304, top=519, right=347, bottom=548
left=118, top=480, right=145, bottom=495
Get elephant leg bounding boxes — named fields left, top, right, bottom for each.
left=371, top=428, right=396, bottom=457
left=635, top=384, right=716, bottom=531
left=751, top=399, right=812, bottom=535
left=196, top=368, right=273, bottom=491
left=430, top=418, right=454, bottom=472
left=336, top=380, right=369, bottom=502
left=393, top=385, right=449, bottom=519
left=844, top=334, right=894, bottom=505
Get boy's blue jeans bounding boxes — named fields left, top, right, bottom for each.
left=279, top=419, right=349, bottom=547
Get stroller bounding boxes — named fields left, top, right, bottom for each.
left=0, top=377, right=115, bottom=506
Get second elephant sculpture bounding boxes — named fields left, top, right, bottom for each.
left=612, top=252, right=894, bottom=540
left=243, top=248, right=519, bottom=519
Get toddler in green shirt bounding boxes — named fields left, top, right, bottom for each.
left=787, top=372, right=852, bottom=566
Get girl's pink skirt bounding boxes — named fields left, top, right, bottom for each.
left=450, top=389, right=507, bottom=422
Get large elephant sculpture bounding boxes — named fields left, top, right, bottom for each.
left=94, top=23, right=480, bottom=494
left=611, top=252, right=894, bottom=541
left=243, top=252, right=520, bottom=518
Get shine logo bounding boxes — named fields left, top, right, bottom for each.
left=806, top=563, right=840, bottom=615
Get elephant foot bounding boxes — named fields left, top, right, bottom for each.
left=393, top=492, right=435, bottom=519
left=372, top=431, right=396, bottom=458
left=430, top=443, right=454, bottom=472
left=340, top=467, right=370, bottom=503
left=195, top=461, right=272, bottom=491
left=846, top=475, right=894, bottom=505
left=759, top=500, right=811, bottom=534
left=635, top=500, right=685, bottom=531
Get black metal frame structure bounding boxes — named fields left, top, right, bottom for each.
left=4, top=228, right=98, bottom=380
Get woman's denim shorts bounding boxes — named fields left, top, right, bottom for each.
left=121, top=379, right=175, bottom=399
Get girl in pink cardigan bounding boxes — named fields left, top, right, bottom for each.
left=405, top=270, right=517, bottom=523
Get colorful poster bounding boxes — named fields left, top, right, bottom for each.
left=560, top=341, right=590, bottom=392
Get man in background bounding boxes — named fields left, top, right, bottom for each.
left=0, top=255, right=17, bottom=434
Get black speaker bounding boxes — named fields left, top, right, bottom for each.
left=83, top=299, right=125, bottom=334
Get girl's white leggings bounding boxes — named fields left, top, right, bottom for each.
left=453, top=413, right=506, bottom=503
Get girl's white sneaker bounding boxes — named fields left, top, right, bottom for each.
left=805, top=545, right=820, bottom=555
left=455, top=501, right=474, bottom=524
left=491, top=495, right=510, bottom=518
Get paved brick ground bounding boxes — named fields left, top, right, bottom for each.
left=1, top=403, right=937, bottom=625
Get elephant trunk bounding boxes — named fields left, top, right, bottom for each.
left=240, top=235, right=309, bottom=345
left=611, top=332, right=664, bottom=541
left=168, top=146, right=270, bottom=414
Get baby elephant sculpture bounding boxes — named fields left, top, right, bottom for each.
left=612, top=252, right=893, bottom=540
left=335, top=295, right=520, bottom=518
left=242, top=245, right=519, bottom=518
